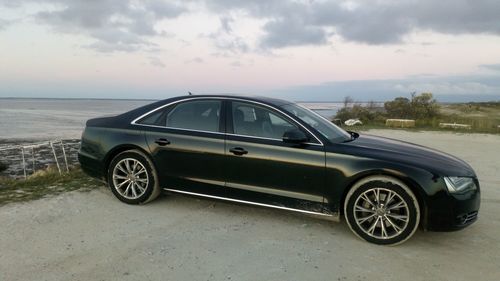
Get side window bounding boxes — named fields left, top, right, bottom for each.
left=137, top=109, right=166, bottom=126
left=232, top=102, right=297, bottom=139
left=166, top=100, right=221, bottom=132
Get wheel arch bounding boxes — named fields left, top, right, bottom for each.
left=339, top=170, right=428, bottom=228
left=103, top=144, right=155, bottom=179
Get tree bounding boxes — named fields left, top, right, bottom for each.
left=384, top=97, right=411, bottom=118
left=410, top=92, right=439, bottom=119
left=384, top=93, right=439, bottom=119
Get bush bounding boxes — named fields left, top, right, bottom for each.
left=384, top=97, right=411, bottom=118
left=384, top=92, right=439, bottom=119
left=335, top=101, right=385, bottom=124
left=334, top=93, right=440, bottom=126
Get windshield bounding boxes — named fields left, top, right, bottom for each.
left=282, top=103, right=352, bottom=143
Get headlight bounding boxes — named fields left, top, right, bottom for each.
left=444, top=177, right=477, bottom=193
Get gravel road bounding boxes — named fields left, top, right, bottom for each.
left=1, top=130, right=499, bottom=281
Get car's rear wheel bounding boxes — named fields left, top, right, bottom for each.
left=344, top=176, right=420, bottom=245
left=108, top=150, right=161, bottom=204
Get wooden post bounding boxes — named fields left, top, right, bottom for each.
left=32, top=146, right=36, bottom=175
left=21, top=147, right=27, bottom=179
left=50, top=141, right=61, bottom=175
left=60, top=140, right=69, bottom=172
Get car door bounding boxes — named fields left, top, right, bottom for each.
left=138, top=98, right=227, bottom=195
left=225, top=100, right=326, bottom=203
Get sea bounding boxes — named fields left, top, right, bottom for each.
left=0, top=98, right=343, bottom=140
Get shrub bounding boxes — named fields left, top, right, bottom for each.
left=335, top=100, right=385, bottom=124
left=384, top=97, right=411, bottom=119
left=335, top=93, right=440, bottom=126
left=385, top=93, right=439, bottom=119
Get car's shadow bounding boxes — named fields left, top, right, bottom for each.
left=137, top=191, right=480, bottom=248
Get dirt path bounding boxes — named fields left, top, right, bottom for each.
left=1, top=130, right=499, bottom=281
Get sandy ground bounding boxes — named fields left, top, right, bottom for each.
left=0, top=130, right=499, bottom=281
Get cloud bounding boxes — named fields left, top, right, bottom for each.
left=260, top=17, right=328, bottom=48
left=205, top=0, right=500, bottom=48
left=1, top=0, right=186, bottom=52
left=393, top=81, right=498, bottom=96
left=2, top=0, right=500, bottom=51
left=0, top=18, right=11, bottom=31
left=0, top=0, right=22, bottom=8
left=230, top=61, right=242, bottom=67
left=185, top=57, right=204, bottom=64
left=480, top=64, right=500, bottom=71
left=207, top=16, right=249, bottom=55
left=149, top=56, right=166, bottom=68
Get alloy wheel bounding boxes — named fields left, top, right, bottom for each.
left=353, top=187, right=410, bottom=240
left=112, top=158, right=149, bottom=200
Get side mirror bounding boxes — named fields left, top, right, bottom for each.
left=282, top=129, right=308, bottom=144
left=347, top=131, right=359, bottom=139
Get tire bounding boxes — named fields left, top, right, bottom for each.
left=107, top=149, right=161, bottom=204
left=344, top=176, right=420, bottom=245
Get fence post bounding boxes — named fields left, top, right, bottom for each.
left=50, top=141, right=61, bottom=175
left=32, top=146, right=36, bottom=175
left=60, top=140, right=69, bottom=172
left=21, top=147, right=27, bottom=179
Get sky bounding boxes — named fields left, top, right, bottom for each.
left=1, top=0, right=500, bottom=102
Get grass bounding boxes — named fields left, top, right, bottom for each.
left=339, top=102, right=500, bottom=134
left=437, top=103, right=500, bottom=134
left=0, top=168, right=104, bottom=206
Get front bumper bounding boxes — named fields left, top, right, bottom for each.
left=425, top=183, right=481, bottom=231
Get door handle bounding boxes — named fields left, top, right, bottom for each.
left=229, top=147, right=248, bottom=156
left=154, top=138, right=171, bottom=146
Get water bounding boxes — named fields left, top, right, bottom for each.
left=0, top=98, right=341, bottom=140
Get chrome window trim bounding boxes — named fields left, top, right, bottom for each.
left=134, top=123, right=321, bottom=146
left=131, top=123, right=226, bottom=136
left=130, top=96, right=324, bottom=146
left=226, top=133, right=321, bottom=146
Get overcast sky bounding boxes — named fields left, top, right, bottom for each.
left=1, top=0, right=500, bottom=101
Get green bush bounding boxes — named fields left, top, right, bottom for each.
left=384, top=97, right=411, bottom=119
left=384, top=93, right=439, bottom=119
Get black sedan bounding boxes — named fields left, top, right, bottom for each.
left=78, top=95, right=480, bottom=245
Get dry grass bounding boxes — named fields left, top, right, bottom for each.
left=0, top=167, right=104, bottom=206
left=344, top=102, right=500, bottom=134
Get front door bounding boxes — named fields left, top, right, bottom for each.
left=225, top=100, right=326, bottom=203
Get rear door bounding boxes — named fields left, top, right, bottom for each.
left=137, top=99, right=227, bottom=195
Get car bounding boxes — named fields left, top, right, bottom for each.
left=78, top=95, right=480, bottom=245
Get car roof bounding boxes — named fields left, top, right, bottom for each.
left=119, top=94, right=295, bottom=122
left=165, top=94, right=294, bottom=107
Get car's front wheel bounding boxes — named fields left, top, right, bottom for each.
left=344, top=176, right=420, bottom=245
left=107, top=149, right=161, bottom=204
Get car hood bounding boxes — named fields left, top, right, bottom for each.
left=336, top=134, right=475, bottom=177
